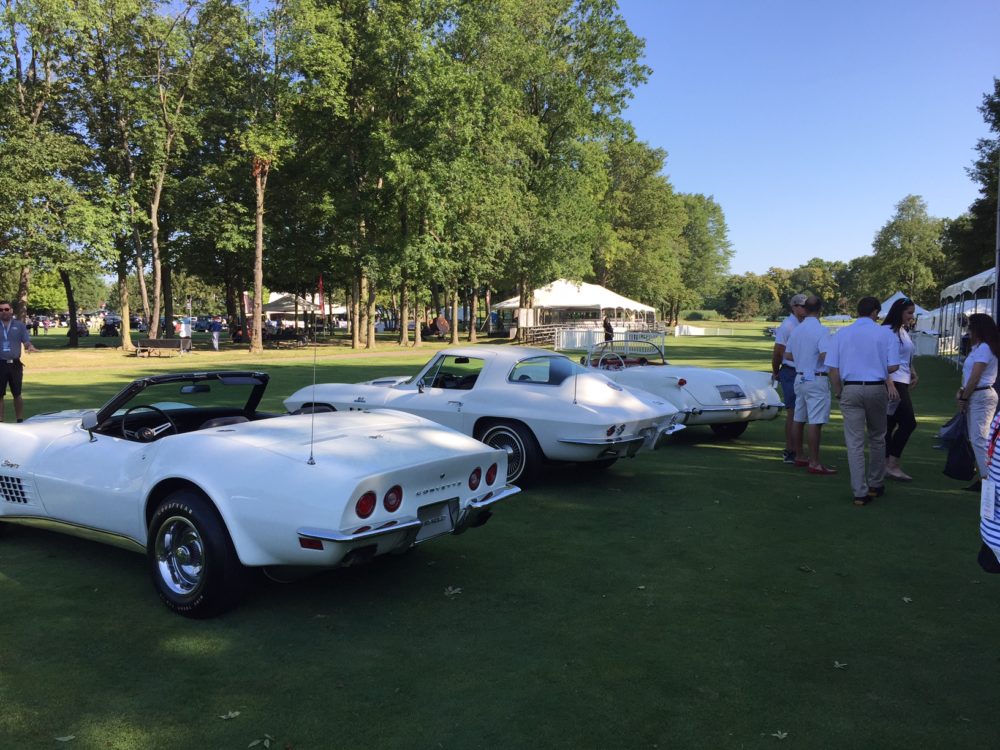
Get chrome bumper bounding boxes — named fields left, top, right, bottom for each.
left=297, top=484, right=520, bottom=546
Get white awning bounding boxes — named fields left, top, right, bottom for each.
left=940, top=269, right=996, bottom=300
left=492, top=279, right=654, bottom=313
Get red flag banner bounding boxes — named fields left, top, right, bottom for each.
left=318, top=274, right=325, bottom=315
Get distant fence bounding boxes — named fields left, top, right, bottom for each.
left=672, top=325, right=739, bottom=337
left=553, top=326, right=668, bottom=351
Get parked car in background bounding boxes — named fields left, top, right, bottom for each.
left=0, top=371, right=517, bottom=617
left=582, top=337, right=784, bottom=438
left=284, top=346, right=684, bottom=485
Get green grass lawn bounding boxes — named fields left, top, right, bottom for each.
left=1, top=334, right=996, bottom=748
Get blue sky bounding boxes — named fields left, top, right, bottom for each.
left=616, top=0, right=1000, bottom=275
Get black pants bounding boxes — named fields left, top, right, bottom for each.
left=886, top=382, right=916, bottom=458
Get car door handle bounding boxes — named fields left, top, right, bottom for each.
left=447, top=400, right=463, bottom=410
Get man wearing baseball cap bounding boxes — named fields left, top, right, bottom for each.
left=772, top=293, right=808, bottom=463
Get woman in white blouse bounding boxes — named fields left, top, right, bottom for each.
left=958, top=314, right=1000, bottom=491
left=882, top=298, right=919, bottom=481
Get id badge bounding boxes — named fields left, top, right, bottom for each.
left=980, top=478, right=996, bottom=521
left=1, top=341, right=9, bottom=353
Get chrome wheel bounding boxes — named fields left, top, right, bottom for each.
left=155, top=515, right=205, bottom=596
left=478, top=421, right=540, bottom=485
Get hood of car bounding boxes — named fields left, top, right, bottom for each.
left=205, top=409, right=486, bottom=465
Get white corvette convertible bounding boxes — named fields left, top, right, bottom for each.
left=284, top=346, right=683, bottom=485
left=583, top=337, right=784, bottom=438
left=0, top=371, right=517, bottom=617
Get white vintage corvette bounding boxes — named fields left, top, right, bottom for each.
left=584, top=337, right=784, bottom=438
left=284, top=346, right=683, bottom=485
left=0, top=371, right=517, bottom=617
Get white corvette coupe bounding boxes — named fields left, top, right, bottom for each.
left=284, top=346, right=683, bottom=485
left=0, top=371, right=517, bottom=617
left=583, top=337, right=784, bottom=438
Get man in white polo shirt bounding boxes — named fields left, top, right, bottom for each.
left=772, top=293, right=808, bottom=463
left=784, top=295, right=836, bottom=474
left=826, top=296, right=901, bottom=506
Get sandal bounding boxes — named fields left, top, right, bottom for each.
left=808, top=465, right=838, bottom=475
left=886, top=468, right=912, bottom=481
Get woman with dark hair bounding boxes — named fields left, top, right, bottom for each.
left=882, top=298, right=919, bottom=481
left=958, top=313, right=1000, bottom=490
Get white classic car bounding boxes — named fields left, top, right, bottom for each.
left=0, top=371, right=517, bottom=617
left=583, top=337, right=784, bottom=438
left=284, top=346, right=684, bottom=485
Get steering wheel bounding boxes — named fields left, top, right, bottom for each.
left=121, top=404, right=178, bottom=442
left=597, top=351, right=627, bottom=370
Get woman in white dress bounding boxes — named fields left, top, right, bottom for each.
left=958, top=313, right=1000, bottom=491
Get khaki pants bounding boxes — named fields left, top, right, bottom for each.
left=840, top=384, right=888, bottom=498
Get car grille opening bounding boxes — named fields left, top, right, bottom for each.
left=0, top=475, right=28, bottom=504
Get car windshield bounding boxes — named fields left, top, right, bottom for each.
left=414, top=354, right=485, bottom=390
left=508, top=356, right=586, bottom=386
left=112, top=377, right=260, bottom=416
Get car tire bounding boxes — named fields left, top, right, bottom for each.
left=148, top=489, right=246, bottom=618
left=710, top=421, right=749, bottom=439
left=477, top=420, right=541, bottom=486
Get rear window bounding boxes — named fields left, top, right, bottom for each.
left=508, top=356, right=583, bottom=386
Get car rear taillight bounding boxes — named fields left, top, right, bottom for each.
left=356, top=491, right=376, bottom=519
left=383, top=485, right=403, bottom=512
left=485, top=463, right=498, bottom=485
left=469, top=467, right=482, bottom=490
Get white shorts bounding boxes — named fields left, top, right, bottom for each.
left=793, top=376, right=831, bottom=425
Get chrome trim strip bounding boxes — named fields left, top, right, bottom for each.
left=468, top=484, right=520, bottom=509
left=0, top=516, right=146, bottom=553
left=298, top=518, right=423, bottom=544
left=687, top=405, right=781, bottom=414
left=557, top=435, right=647, bottom=447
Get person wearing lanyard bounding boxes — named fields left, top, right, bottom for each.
left=0, top=300, right=40, bottom=423
left=772, top=293, right=808, bottom=463
left=783, top=295, right=836, bottom=474
left=826, top=296, right=900, bottom=506
left=957, top=313, right=1000, bottom=492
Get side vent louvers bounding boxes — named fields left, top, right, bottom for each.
left=0, top=475, right=29, bottom=504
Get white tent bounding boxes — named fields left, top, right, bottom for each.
left=262, top=294, right=318, bottom=313
left=492, top=279, right=654, bottom=313
left=880, top=291, right=929, bottom=317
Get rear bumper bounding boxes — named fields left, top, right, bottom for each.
left=682, top=403, right=783, bottom=425
left=297, top=483, right=520, bottom=548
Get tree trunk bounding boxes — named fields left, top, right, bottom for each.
left=450, top=289, right=460, bottom=345
left=250, top=163, right=267, bottom=354
left=398, top=281, right=409, bottom=346
left=350, top=273, right=361, bottom=349
left=468, top=287, right=478, bottom=343
left=413, top=293, right=422, bottom=347
left=163, top=266, right=174, bottom=337
left=16, top=265, right=30, bottom=321
left=148, top=173, right=165, bottom=338
left=117, top=248, right=135, bottom=351
left=366, top=276, right=377, bottom=350
left=484, top=289, right=492, bottom=334
left=60, top=269, right=78, bottom=349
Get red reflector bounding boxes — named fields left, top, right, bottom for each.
left=356, top=491, right=376, bottom=519
left=606, top=426, right=616, bottom=436
left=678, top=378, right=687, bottom=387
left=485, top=463, right=498, bottom=485
left=353, top=525, right=371, bottom=535
left=469, top=467, right=482, bottom=490
left=383, top=485, right=403, bottom=512
left=378, top=520, right=398, bottom=529
left=299, top=537, right=323, bottom=550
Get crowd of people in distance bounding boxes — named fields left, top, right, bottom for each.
left=771, top=292, right=1000, bottom=574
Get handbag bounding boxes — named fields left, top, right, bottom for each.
left=942, top=415, right=976, bottom=481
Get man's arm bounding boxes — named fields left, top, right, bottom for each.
left=771, top=344, right=786, bottom=377
left=828, top=366, right=842, bottom=399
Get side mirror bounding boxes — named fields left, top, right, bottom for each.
left=417, top=378, right=425, bottom=394
left=81, top=410, right=99, bottom=431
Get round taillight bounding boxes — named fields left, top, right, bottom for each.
left=355, top=491, right=376, bottom=519
left=678, top=378, right=687, bottom=387
left=383, top=485, right=403, bottom=512
left=485, top=463, right=498, bottom=485
left=606, top=425, right=616, bottom=436
left=469, top=467, right=482, bottom=490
